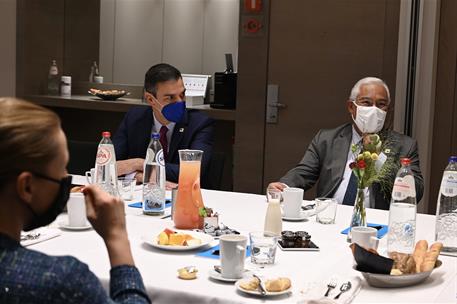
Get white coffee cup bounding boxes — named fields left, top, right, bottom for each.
left=220, top=234, right=247, bottom=279
left=67, top=193, right=88, bottom=227
left=351, top=226, right=380, bottom=250
left=85, top=168, right=95, bottom=184
left=282, top=187, right=304, bottom=218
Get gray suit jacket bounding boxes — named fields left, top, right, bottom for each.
left=279, top=123, right=424, bottom=210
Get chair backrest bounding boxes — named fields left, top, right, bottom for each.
left=67, top=140, right=98, bottom=175
left=205, top=152, right=226, bottom=190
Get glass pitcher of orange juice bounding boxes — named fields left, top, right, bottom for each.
left=173, top=150, right=205, bottom=229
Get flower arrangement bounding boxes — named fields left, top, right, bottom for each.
left=348, top=133, right=397, bottom=229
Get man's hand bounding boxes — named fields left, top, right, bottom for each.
left=267, top=182, right=288, bottom=192
left=117, top=158, right=144, bottom=176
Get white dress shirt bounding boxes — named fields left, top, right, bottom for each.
left=152, top=113, right=175, bottom=153
left=332, top=126, right=372, bottom=208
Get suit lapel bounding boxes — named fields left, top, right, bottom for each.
left=168, top=110, right=189, bottom=161
left=328, top=124, right=352, bottom=194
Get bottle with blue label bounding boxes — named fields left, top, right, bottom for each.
left=143, top=133, right=166, bottom=215
left=387, top=158, right=417, bottom=254
left=435, top=156, right=457, bottom=253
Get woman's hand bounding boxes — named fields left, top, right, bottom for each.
left=83, top=185, right=134, bottom=267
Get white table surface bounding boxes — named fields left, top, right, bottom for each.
left=32, top=186, right=456, bottom=304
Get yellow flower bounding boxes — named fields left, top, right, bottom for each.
left=371, top=153, right=379, bottom=161
left=357, top=154, right=364, bottom=161
left=363, top=151, right=372, bottom=160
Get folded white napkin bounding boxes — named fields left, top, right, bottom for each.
left=298, top=276, right=362, bottom=304
left=21, top=227, right=61, bottom=247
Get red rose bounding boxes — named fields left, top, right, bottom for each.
left=357, top=159, right=366, bottom=169
left=349, top=162, right=357, bottom=169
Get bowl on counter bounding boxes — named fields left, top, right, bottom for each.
left=88, top=88, right=130, bottom=101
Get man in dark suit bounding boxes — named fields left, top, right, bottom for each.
left=268, top=77, right=424, bottom=210
left=113, top=63, right=214, bottom=186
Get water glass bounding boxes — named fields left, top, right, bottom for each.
left=315, top=197, right=337, bottom=224
left=117, top=177, right=135, bottom=200
left=249, top=231, right=278, bottom=265
left=267, top=188, right=282, bottom=203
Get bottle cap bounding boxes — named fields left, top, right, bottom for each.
left=400, top=157, right=411, bottom=166
left=151, top=133, right=160, bottom=139
left=102, top=131, right=111, bottom=137
left=450, top=156, right=457, bottom=162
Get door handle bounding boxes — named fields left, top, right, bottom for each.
left=266, top=84, right=286, bottom=124
left=270, top=103, right=287, bottom=109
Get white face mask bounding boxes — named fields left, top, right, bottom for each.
left=352, top=101, right=387, bottom=134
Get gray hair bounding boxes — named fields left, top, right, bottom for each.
left=349, top=77, right=390, bottom=102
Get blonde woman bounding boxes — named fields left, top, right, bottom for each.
left=0, top=98, right=150, bottom=303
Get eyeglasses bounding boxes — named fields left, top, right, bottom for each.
left=355, top=98, right=389, bottom=111
left=32, top=172, right=71, bottom=185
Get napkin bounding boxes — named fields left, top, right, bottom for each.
left=20, top=228, right=61, bottom=247
left=128, top=201, right=172, bottom=208
left=196, top=244, right=251, bottom=259
left=298, top=276, right=362, bottom=304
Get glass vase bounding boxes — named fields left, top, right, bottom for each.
left=347, top=188, right=367, bottom=242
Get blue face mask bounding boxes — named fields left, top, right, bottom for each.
left=161, top=101, right=186, bottom=123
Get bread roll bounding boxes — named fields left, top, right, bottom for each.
left=239, top=277, right=259, bottom=291
left=390, top=252, right=416, bottom=274
left=265, top=277, right=291, bottom=292
left=413, top=240, right=428, bottom=273
left=420, top=242, right=442, bottom=272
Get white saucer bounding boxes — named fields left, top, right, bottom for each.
left=208, top=269, right=252, bottom=282
left=58, top=221, right=92, bottom=231
left=282, top=212, right=309, bottom=221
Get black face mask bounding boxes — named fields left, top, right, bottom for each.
left=23, top=173, right=73, bottom=232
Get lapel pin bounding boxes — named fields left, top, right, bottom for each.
left=179, top=128, right=184, bottom=133
left=384, top=148, right=391, bottom=154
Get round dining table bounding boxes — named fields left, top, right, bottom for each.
left=32, top=181, right=456, bottom=304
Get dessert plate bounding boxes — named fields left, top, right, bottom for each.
left=208, top=269, right=252, bottom=282
left=142, top=230, right=214, bottom=251
left=57, top=221, right=92, bottom=231
left=282, top=212, right=309, bottom=221
left=235, top=278, right=292, bottom=297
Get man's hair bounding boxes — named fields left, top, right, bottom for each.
left=144, top=63, right=182, bottom=96
left=349, top=77, right=390, bottom=102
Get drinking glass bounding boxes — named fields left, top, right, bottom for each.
left=315, top=197, right=337, bottom=224
left=117, top=177, right=135, bottom=200
left=249, top=231, right=278, bottom=265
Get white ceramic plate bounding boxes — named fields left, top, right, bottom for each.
left=354, top=260, right=442, bottom=288
left=142, top=230, right=214, bottom=251
left=282, top=212, right=310, bottom=221
left=208, top=269, right=252, bottom=282
left=57, top=221, right=92, bottom=231
left=235, top=278, right=292, bottom=297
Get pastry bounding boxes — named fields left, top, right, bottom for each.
left=71, top=186, right=83, bottom=193
left=413, top=240, right=428, bottom=273
left=420, top=242, right=443, bottom=272
left=178, top=267, right=197, bottom=280
left=389, top=252, right=416, bottom=274
left=239, top=277, right=260, bottom=291
left=265, top=277, right=291, bottom=292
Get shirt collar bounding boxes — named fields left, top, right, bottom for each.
left=351, top=125, right=362, bottom=146
left=153, top=112, right=175, bottom=131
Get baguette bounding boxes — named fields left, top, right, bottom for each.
left=413, top=240, right=428, bottom=273
left=265, top=277, right=291, bottom=292
left=420, top=242, right=443, bottom=272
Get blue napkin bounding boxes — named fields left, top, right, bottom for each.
left=341, top=223, right=388, bottom=239
left=128, top=201, right=171, bottom=208
left=196, top=244, right=251, bottom=260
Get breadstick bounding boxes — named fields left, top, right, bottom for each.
left=413, top=240, right=428, bottom=273
left=420, top=242, right=443, bottom=272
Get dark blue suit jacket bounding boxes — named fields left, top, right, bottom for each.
left=113, top=106, right=215, bottom=186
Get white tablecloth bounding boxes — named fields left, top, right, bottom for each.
left=33, top=188, right=456, bottom=303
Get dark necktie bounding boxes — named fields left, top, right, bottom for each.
left=159, top=126, right=168, bottom=160
left=342, top=171, right=357, bottom=205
